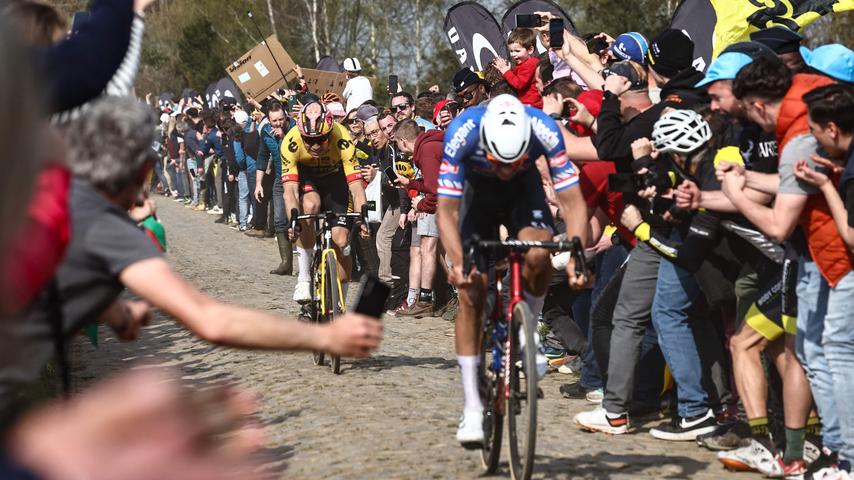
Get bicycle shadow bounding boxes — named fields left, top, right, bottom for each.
left=483, top=451, right=708, bottom=479
left=342, top=354, right=458, bottom=373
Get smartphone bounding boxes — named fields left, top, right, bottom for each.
left=388, top=74, right=399, bottom=94
left=70, top=11, right=91, bottom=34
left=515, top=14, right=541, bottom=28
left=383, top=166, right=397, bottom=187
left=586, top=37, right=608, bottom=54
left=549, top=19, right=565, bottom=49
left=354, top=275, right=390, bottom=318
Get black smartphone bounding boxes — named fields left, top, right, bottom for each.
left=586, top=37, right=608, bottom=54
left=388, top=74, right=399, bottom=94
left=549, top=19, right=565, bottom=49
left=515, top=14, right=541, bottom=28
left=383, top=166, right=397, bottom=187
left=70, top=11, right=91, bottom=34
left=354, top=275, right=390, bottom=318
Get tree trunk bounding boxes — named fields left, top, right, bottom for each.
left=266, top=0, right=276, bottom=35
left=301, top=0, right=321, bottom=63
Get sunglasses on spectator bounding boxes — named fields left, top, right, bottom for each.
left=302, top=135, right=330, bottom=145
left=392, top=103, right=411, bottom=112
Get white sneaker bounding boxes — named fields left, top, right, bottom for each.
left=717, top=437, right=782, bottom=476
left=207, top=206, right=223, bottom=215
left=585, top=388, right=604, bottom=404
left=518, top=328, right=548, bottom=379
left=293, top=281, right=312, bottom=303
left=574, top=406, right=629, bottom=435
left=455, top=408, right=484, bottom=448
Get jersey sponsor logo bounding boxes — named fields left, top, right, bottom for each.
left=337, top=139, right=351, bottom=150
left=549, top=151, right=568, bottom=168
left=288, top=140, right=299, bottom=153
left=443, top=119, right=476, bottom=158
left=758, top=141, right=777, bottom=159
left=530, top=116, right=559, bottom=151
left=439, top=160, right=460, bottom=175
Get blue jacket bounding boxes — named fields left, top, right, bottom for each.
left=256, top=121, right=289, bottom=176
left=203, top=128, right=224, bottom=158
left=234, top=123, right=256, bottom=172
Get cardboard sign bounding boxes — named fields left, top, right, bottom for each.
left=300, top=68, right=348, bottom=99
left=225, top=35, right=298, bottom=100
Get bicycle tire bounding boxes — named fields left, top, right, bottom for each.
left=479, top=323, right=503, bottom=473
left=311, top=252, right=324, bottom=366
left=325, top=253, right=342, bottom=375
left=507, top=302, right=537, bottom=480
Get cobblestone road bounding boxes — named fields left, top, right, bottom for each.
left=71, top=197, right=754, bottom=480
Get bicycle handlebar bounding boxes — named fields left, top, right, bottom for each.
left=463, top=235, right=580, bottom=276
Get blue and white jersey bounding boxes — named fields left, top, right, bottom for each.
left=438, top=105, right=578, bottom=198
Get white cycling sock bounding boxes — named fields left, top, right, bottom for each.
left=523, top=291, right=545, bottom=317
left=458, top=355, right=483, bottom=412
left=297, top=246, right=314, bottom=283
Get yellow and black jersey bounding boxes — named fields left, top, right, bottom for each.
left=280, top=122, right=361, bottom=184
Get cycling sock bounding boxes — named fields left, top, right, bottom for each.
left=749, top=417, right=770, bottom=438
left=341, top=282, right=349, bottom=302
left=806, top=416, right=822, bottom=437
left=297, top=246, right=313, bottom=283
left=523, top=291, right=545, bottom=317
left=783, top=426, right=805, bottom=463
left=419, top=288, right=433, bottom=303
left=458, top=355, right=483, bottom=411
left=407, top=288, right=418, bottom=306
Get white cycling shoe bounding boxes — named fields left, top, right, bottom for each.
left=456, top=408, right=485, bottom=449
left=293, top=281, right=312, bottom=303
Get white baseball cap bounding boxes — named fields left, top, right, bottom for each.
left=233, top=110, right=249, bottom=125
left=343, top=57, right=362, bottom=72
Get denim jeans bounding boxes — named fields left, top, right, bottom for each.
left=796, top=257, right=842, bottom=453
left=186, top=158, right=200, bottom=205
left=237, top=171, right=252, bottom=228
left=272, top=175, right=286, bottom=233
left=579, top=243, right=629, bottom=390
left=652, top=253, right=710, bottom=418
left=823, top=269, right=854, bottom=462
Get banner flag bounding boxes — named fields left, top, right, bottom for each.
left=444, top=2, right=509, bottom=71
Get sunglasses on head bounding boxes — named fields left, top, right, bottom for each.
left=302, top=135, right=330, bottom=146
left=392, top=103, right=411, bottom=112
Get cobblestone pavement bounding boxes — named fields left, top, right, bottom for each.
left=71, top=197, right=755, bottom=480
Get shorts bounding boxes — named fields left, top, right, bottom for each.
left=459, top=168, right=555, bottom=272
left=744, top=254, right=797, bottom=341
left=297, top=167, right=352, bottom=229
left=417, top=213, right=439, bottom=238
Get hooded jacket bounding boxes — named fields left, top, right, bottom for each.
left=409, top=130, right=444, bottom=214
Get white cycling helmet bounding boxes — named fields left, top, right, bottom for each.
left=652, top=109, right=712, bottom=154
left=480, top=94, right=531, bottom=164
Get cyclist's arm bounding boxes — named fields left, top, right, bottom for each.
left=281, top=137, right=300, bottom=214
left=437, top=197, right=463, bottom=268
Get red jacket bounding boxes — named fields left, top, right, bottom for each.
left=409, top=129, right=444, bottom=214
left=502, top=56, right=543, bottom=108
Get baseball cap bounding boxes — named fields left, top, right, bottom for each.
left=603, top=61, right=646, bottom=90
left=343, top=58, right=362, bottom=72
left=800, top=44, right=854, bottom=83
left=453, top=67, right=487, bottom=93
left=610, top=32, right=649, bottom=64
left=721, top=41, right=777, bottom=60
left=233, top=110, right=249, bottom=125
left=355, top=103, right=379, bottom=122
left=695, top=51, right=754, bottom=87
left=432, top=99, right=458, bottom=124
left=647, top=29, right=695, bottom=78
left=750, top=26, right=802, bottom=54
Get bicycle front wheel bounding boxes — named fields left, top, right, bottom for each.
left=324, top=253, right=342, bottom=375
left=479, top=327, right=503, bottom=473
left=507, top=302, right=537, bottom=480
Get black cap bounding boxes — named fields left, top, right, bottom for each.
left=453, top=67, right=486, bottom=93
left=750, top=26, right=802, bottom=54
left=603, top=61, right=646, bottom=90
left=647, top=29, right=695, bottom=78
left=721, top=40, right=778, bottom=60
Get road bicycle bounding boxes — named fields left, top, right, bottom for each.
left=291, top=207, right=365, bottom=374
left=465, top=236, right=582, bottom=480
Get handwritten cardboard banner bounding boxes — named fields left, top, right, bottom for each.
left=300, top=68, right=348, bottom=99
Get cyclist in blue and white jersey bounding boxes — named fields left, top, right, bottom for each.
left=436, top=94, right=589, bottom=447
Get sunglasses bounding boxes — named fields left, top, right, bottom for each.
left=302, top=135, right=330, bottom=146
left=392, top=103, right=411, bottom=112
left=485, top=151, right=529, bottom=169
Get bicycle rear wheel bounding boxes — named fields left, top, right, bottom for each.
left=507, top=302, right=537, bottom=480
left=311, top=255, right=324, bottom=366
left=479, top=325, right=503, bottom=473
left=325, top=254, right=342, bottom=374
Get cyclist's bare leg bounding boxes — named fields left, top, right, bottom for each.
left=455, top=272, right=488, bottom=356
left=730, top=323, right=773, bottom=420
left=298, top=192, right=321, bottom=249
left=331, top=225, right=353, bottom=284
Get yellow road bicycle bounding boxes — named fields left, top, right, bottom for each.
left=291, top=207, right=366, bottom=374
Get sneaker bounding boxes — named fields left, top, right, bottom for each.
left=557, top=355, right=582, bottom=374
left=560, top=382, right=593, bottom=400
left=293, top=281, right=312, bottom=303
left=193, top=203, right=207, bottom=211
left=386, top=300, right=411, bottom=317
left=396, top=301, right=433, bottom=318
left=544, top=346, right=567, bottom=360
left=697, top=421, right=751, bottom=451
left=649, top=409, right=717, bottom=441
left=805, top=435, right=822, bottom=465
left=574, top=407, right=629, bottom=435
left=228, top=213, right=238, bottom=225
left=811, top=464, right=852, bottom=480
left=585, top=388, right=604, bottom=404
left=207, top=206, right=223, bottom=215
left=778, top=456, right=806, bottom=480
left=456, top=408, right=484, bottom=449
left=442, top=295, right=459, bottom=321
left=805, top=448, right=839, bottom=480
left=718, top=437, right=783, bottom=476
left=245, top=229, right=267, bottom=238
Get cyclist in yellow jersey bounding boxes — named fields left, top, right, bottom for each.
left=282, top=101, right=368, bottom=303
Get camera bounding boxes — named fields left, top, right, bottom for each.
left=608, top=163, right=675, bottom=194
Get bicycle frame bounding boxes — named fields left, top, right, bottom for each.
left=485, top=251, right=526, bottom=413
left=308, top=217, right=344, bottom=316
